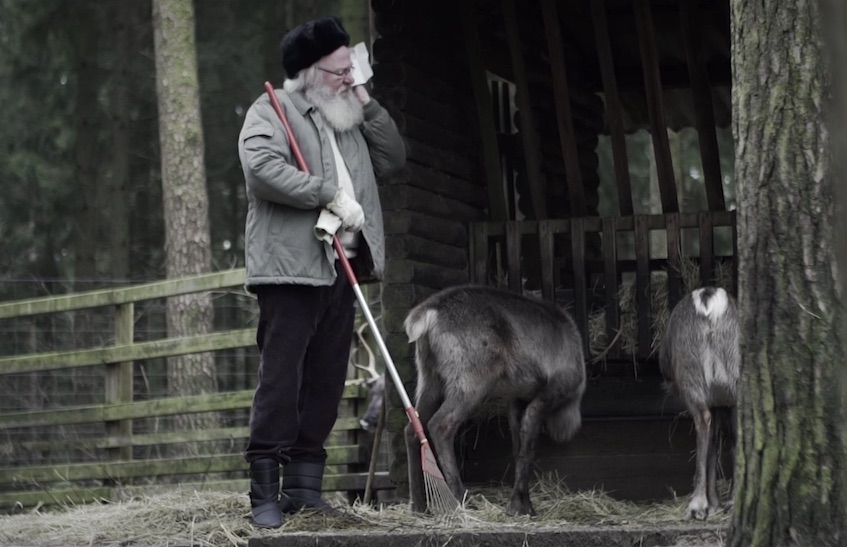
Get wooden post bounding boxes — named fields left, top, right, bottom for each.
left=502, top=0, right=548, bottom=219
left=460, top=1, right=509, bottom=222
left=540, top=0, right=586, bottom=217
left=106, top=303, right=134, bottom=463
left=633, top=0, right=679, bottom=213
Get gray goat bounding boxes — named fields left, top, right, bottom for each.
left=659, top=286, right=739, bottom=520
left=403, top=285, right=586, bottom=516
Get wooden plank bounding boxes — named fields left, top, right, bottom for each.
left=602, top=217, right=620, bottom=359
left=634, top=215, right=652, bottom=358
left=506, top=221, right=522, bottom=293
left=0, top=385, right=365, bottom=430
left=0, top=329, right=255, bottom=375
left=380, top=185, right=482, bottom=220
left=460, top=1, right=508, bottom=222
left=591, top=0, right=634, bottom=216
left=665, top=213, right=684, bottom=306
left=383, top=211, right=468, bottom=247
left=471, top=223, right=490, bottom=285
left=386, top=234, right=468, bottom=270
left=501, top=0, right=547, bottom=219
left=540, top=0, right=586, bottom=217
left=679, top=0, right=725, bottom=211
left=699, top=212, right=715, bottom=286
left=539, top=221, right=556, bottom=302
left=106, top=302, right=133, bottom=462
left=0, top=447, right=367, bottom=485
left=633, top=0, right=679, bottom=213
left=0, top=269, right=247, bottom=319
left=570, top=218, right=589, bottom=356
left=500, top=81, right=517, bottom=220
left=0, top=472, right=394, bottom=508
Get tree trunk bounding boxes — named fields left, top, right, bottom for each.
left=151, top=0, right=218, bottom=451
left=107, top=0, right=138, bottom=284
left=729, top=2, right=847, bottom=546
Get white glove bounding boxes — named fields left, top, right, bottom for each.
left=314, top=209, right=342, bottom=244
left=327, top=189, right=364, bottom=233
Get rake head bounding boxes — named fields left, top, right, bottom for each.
left=421, top=442, right=460, bottom=515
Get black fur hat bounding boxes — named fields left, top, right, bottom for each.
left=279, top=16, right=350, bottom=78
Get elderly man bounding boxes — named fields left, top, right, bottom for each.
left=237, top=16, right=405, bottom=528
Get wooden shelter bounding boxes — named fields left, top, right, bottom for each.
left=369, top=0, right=734, bottom=501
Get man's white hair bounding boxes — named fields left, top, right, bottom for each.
left=283, top=65, right=363, bottom=132
left=283, top=66, right=319, bottom=94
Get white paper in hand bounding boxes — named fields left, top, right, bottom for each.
left=350, top=42, right=373, bottom=86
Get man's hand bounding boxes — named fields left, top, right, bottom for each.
left=327, top=189, right=364, bottom=232
left=353, top=85, right=371, bottom=105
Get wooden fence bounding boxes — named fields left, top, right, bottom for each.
left=470, top=212, right=737, bottom=371
left=0, top=270, right=390, bottom=509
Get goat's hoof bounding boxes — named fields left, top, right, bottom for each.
left=688, top=498, right=710, bottom=520
left=505, top=502, right=535, bottom=517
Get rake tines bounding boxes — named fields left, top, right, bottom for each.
left=421, top=441, right=460, bottom=515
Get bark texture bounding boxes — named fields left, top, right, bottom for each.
left=729, top=1, right=847, bottom=545
left=152, top=0, right=218, bottom=444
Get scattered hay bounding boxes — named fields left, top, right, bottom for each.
left=587, top=257, right=735, bottom=360
left=0, top=475, right=730, bottom=547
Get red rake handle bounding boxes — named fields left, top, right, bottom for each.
left=263, top=81, right=356, bottom=284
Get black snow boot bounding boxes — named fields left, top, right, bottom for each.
left=249, top=458, right=283, bottom=528
left=279, top=462, right=343, bottom=516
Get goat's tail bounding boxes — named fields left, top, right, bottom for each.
left=404, top=307, right=438, bottom=343
left=546, top=395, right=583, bottom=444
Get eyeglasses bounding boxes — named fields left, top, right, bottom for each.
left=317, top=66, right=354, bottom=78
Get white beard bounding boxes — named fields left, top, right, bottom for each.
left=306, top=85, right=364, bottom=133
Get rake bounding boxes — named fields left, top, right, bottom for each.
left=262, top=82, right=458, bottom=515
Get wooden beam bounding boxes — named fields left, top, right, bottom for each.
left=460, top=1, right=509, bottom=222
left=679, top=0, right=726, bottom=211
left=502, top=0, right=547, bottom=219
left=540, top=0, right=586, bottom=217
left=591, top=0, right=634, bottom=216
left=633, top=0, right=679, bottom=213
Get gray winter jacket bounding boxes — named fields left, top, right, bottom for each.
left=238, top=88, right=405, bottom=290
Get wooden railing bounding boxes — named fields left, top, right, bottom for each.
left=470, top=212, right=737, bottom=370
left=0, top=270, right=389, bottom=509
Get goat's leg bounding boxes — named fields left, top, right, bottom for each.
left=508, top=400, right=527, bottom=462
left=706, top=409, right=721, bottom=511
left=506, top=397, right=546, bottom=517
left=689, top=406, right=712, bottom=520
left=723, top=405, right=738, bottom=512
left=427, top=389, right=488, bottom=502
left=405, top=382, right=444, bottom=513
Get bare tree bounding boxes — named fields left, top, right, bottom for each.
left=152, top=0, right=218, bottom=450
left=729, top=1, right=847, bottom=545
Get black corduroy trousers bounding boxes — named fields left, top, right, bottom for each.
left=245, top=264, right=355, bottom=465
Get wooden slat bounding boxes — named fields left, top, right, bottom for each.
left=460, top=1, right=508, bottom=222
left=0, top=447, right=366, bottom=485
left=0, top=472, right=394, bottom=509
left=539, top=221, right=556, bottom=302
left=679, top=0, right=725, bottom=211
left=471, top=222, right=490, bottom=285
left=540, top=0, right=586, bottom=217
left=698, top=212, right=715, bottom=286
left=591, top=0, right=634, bottom=216
left=501, top=0, right=547, bottom=219
left=500, top=81, right=517, bottom=220
left=602, top=217, right=620, bottom=359
left=665, top=213, right=684, bottom=306
left=0, top=385, right=365, bottom=430
left=506, top=221, right=522, bottom=293
left=633, top=0, right=679, bottom=213
left=570, top=218, right=589, bottom=356
left=0, top=329, right=255, bottom=375
left=634, top=215, right=652, bottom=358
left=0, top=269, right=247, bottom=319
